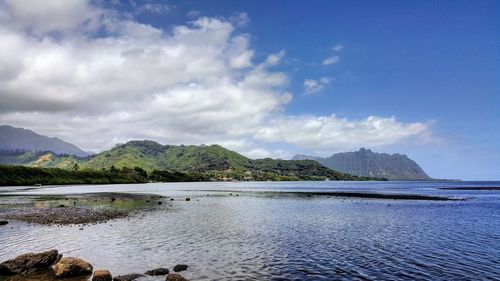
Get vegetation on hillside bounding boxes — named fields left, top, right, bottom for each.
left=0, top=165, right=147, bottom=186
left=0, top=141, right=386, bottom=184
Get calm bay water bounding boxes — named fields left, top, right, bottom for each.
left=0, top=181, right=499, bottom=280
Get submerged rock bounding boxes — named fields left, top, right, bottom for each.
left=165, top=273, right=189, bottom=281
left=173, top=264, right=188, bottom=272
left=145, top=267, right=169, bottom=276
left=0, top=249, right=60, bottom=275
left=113, top=273, right=145, bottom=281
left=53, top=257, right=93, bottom=278
left=93, top=269, right=112, bottom=281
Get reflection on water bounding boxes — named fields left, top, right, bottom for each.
left=1, top=181, right=500, bottom=280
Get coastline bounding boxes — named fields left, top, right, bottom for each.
left=0, top=193, right=166, bottom=225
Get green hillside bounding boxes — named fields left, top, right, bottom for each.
left=0, top=141, right=384, bottom=181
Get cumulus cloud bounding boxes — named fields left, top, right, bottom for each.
left=304, top=78, right=331, bottom=94
left=3, top=0, right=101, bottom=35
left=322, top=55, right=340, bottom=65
left=255, top=115, right=432, bottom=153
left=0, top=1, right=434, bottom=156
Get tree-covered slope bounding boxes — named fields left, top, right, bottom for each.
left=8, top=140, right=382, bottom=181
left=79, top=141, right=254, bottom=172
left=293, top=148, right=431, bottom=180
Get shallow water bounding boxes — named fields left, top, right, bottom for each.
left=1, top=181, right=499, bottom=280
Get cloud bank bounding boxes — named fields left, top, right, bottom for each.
left=0, top=0, right=432, bottom=157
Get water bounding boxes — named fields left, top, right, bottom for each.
left=1, top=181, right=499, bottom=280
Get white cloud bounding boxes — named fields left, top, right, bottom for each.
left=4, top=0, right=101, bottom=35
left=136, top=3, right=170, bottom=14
left=255, top=115, right=433, bottom=153
left=0, top=1, right=434, bottom=156
left=332, top=44, right=344, bottom=51
left=241, top=148, right=293, bottom=160
left=229, top=12, right=250, bottom=27
left=322, top=55, right=340, bottom=65
left=304, top=78, right=331, bottom=94
left=265, top=50, right=285, bottom=66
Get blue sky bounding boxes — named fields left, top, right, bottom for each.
left=0, top=0, right=498, bottom=179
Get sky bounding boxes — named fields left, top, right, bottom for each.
left=0, top=0, right=498, bottom=180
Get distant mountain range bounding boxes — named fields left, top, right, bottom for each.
left=0, top=130, right=379, bottom=181
left=293, top=148, right=431, bottom=180
left=0, top=125, right=89, bottom=157
left=1, top=125, right=429, bottom=181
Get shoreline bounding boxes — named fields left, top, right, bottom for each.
left=199, top=190, right=461, bottom=201
left=0, top=193, right=166, bottom=225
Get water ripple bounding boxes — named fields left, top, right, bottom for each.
left=1, top=181, right=499, bottom=280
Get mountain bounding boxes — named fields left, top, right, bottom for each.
left=1, top=140, right=382, bottom=181
left=77, top=140, right=380, bottom=180
left=0, top=125, right=89, bottom=157
left=292, top=148, right=431, bottom=180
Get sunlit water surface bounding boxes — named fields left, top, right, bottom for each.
left=1, top=181, right=499, bottom=280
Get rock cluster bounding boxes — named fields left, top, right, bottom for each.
left=0, top=250, right=190, bottom=280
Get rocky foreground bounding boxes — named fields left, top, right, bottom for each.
left=0, top=249, right=189, bottom=281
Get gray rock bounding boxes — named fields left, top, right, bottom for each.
left=173, top=264, right=188, bottom=272
left=145, top=268, right=169, bottom=276
left=113, top=273, right=145, bottom=281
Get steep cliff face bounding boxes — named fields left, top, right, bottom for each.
left=293, top=148, right=431, bottom=180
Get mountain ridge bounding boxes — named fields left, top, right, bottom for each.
left=0, top=125, right=89, bottom=157
left=0, top=140, right=383, bottom=181
left=292, top=148, right=431, bottom=180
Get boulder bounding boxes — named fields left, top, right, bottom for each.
left=145, top=268, right=170, bottom=276
left=53, top=257, right=93, bottom=278
left=93, top=269, right=112, bottom=281
left=166, top=273, right=189, bottom=281
left=0, top=249, right=60, bottom=275
left=173, top=264, right=188, bottom=272
left=113, top=273, right=145, bottom=281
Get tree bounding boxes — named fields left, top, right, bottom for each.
left=110, top=165, right=119, bottom=174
